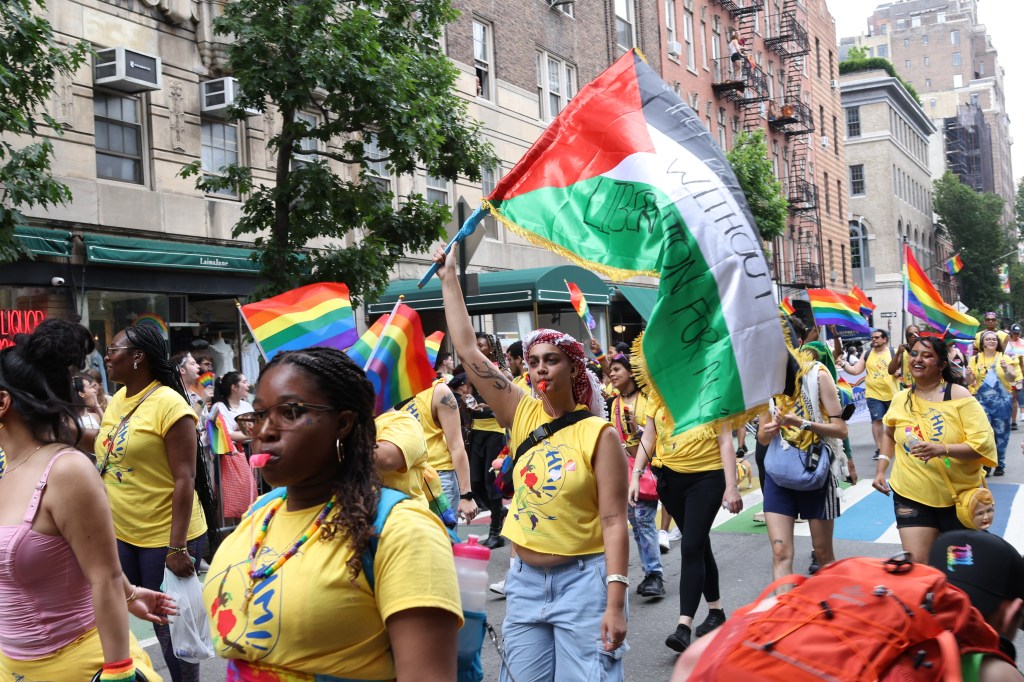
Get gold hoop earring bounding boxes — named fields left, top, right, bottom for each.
left=336, top=439, right=344, bottom=463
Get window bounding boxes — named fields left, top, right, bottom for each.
left=877, top=44, right=888, bottom=58
left=950, top=30, right=959, bottom=45
left=903, top=38, right=910, bottom=48
left=832, top=115, right=838, bottom=155
left=849, top=164, right=865, bottom=195
left=425, top=174, right=449, bottom=207
left=717, top=107, right=727, bottom=149
left=701, top=21, right=709, bottom=69
left=924, top=56, right=929, bottom=66
left=536, top=51, right=577, bottom=121
left=979, top=61, right=985, bottom=75
left=937, top=12, right=945, bottom=23
left=837, top=179, right=843, bottom=220
left=841, top=244, right=847, bottom=285
left=553, top=1, right=573, bottom=16
left=664, top=0, right=676, bottom=47
left=615, top=0, right=635, bottom=50
left=850, top=221, right=869, bottom=269
left=922, top=34, right=929, bottom=45
left=365, top=133, right=390, bottom=192
left=200, top=121, right=238, bottom=197
left=905, top=59, right=912, bottom=69
left=473, top=20, right=493, bottom=100
left=896, top=18, right=905, bottom=30
left=952, top=52, right=961, bottom=67
left=926, top=78, right=932, bottom=87
left=846, top=107, right=860, bottom=138
left=94, top=92, right=143, bottom=184
left=953, top=74, right=963, bottom=87
left=911, top=15, right=921, bottom=28
left=824, top=171, right=830, bottom=215
left=294, top=111, right=318, bottom=163
left=683, top=10, right=695, bottom=70
left=881, top=23, right=888, bottom=35
left=481, top=165, right=500, bottom=240
left=815, top=37, right=821, bottom=78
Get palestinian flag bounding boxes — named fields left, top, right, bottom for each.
left=484, top=49, right=787, bottom=437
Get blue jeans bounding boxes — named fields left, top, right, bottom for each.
left=438, top=468, right=459, bottom=512
left=628, top=499, right=662, bottom=576
left=976, top=380, right=1012, bottom=469
left=501, top=554, right=627, bottom=682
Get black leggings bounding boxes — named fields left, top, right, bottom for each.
left=469, top=429, right=506, bottom=529
left=655, top=467, right=726, bottom=618
left=755, top=439, right=768, bottom=491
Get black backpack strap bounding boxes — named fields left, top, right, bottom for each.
left=943, top=381, right=953, bottom=401
left=513, top=409, right=592, bottom=462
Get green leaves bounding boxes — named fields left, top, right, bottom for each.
left=0, top=0, right=89, bottom=262
left=191, top=0, right=495, bottom=299
left=726, top=130, right=789, bottom=243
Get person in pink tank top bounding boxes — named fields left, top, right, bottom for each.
left=0, top=319, right=174, bottom=681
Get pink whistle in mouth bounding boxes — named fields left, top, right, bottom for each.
left=249, top=453, right=272, bottom=468
left=537, top=380, right=548, bottom=393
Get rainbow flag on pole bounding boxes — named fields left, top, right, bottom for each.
left=425, top=331, right=445, bottom=367
left=904, top=246, right=978, bottom=339
left=565, top=281, right=596, bottom=330
left=806, top=289, right=871, bottom=333
left=206, top=411, right=235, bottom=455
left=239, top=283, right=357, bottom=360
left=849, top=286, right=876, bottom=318
left=345, top=304, right=436, bottom=415
left=779, top=297, right=796, bottom=316
left=944, top=253, right=964, bottom=276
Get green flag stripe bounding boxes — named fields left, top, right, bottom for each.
left=260, top=307, right=357, bottom=351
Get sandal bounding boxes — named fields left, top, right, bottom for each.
left=752, top=511, right=766, bottom=524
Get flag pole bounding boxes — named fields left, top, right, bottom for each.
left=235, top=299, right=268, bottom=362
left=564, top=279, right=597, bottom=343
left=363, top=296, right=404, bottom=372
left=900, top=241, right=908, bottom=340
left=418, top=207, right=487, bottom=288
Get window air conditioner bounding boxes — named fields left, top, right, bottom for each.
left=201, top=78, right=259, bottom=118
left=831, top=79, right=840, bottom=90
left=821, top=136, right=830, bottom=148
left=94, top=47, right=162, bottom=93
left=668, top=40, right=683, bottom=58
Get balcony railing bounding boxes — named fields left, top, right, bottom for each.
left=764, top=12, right=809, bottom=57
left=711, top=57, right=770, bottom=104
left=709, top=0, right=762, bottom=18
left=769, top=99, right=814, bottom=134
left=787, top=179, right=817, bottom=212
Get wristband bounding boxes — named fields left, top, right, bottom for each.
left=166, top=546, right=189, bottom=557
left=460, top=491, right=475, bottom=500
left=606, top=573, right=629, bottom=586
left=595, top=352, right=607, bottom=362
left=100, top=658, right=135, bottom=681
left=877, top=454, right=891, bottom=463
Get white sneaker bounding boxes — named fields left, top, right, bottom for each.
left=489, top=580, right=505, bottom=597
left=658, top=529, right=670, bottom=553
left=666, top=527, right=682, bottom=543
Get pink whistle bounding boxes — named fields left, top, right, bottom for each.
left=249, top=453, right=272, bottom=468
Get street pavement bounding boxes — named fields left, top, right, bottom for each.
left=141, top=419, right=1024, bottom=681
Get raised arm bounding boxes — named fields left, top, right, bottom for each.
left=843, top=348, right=870, bottom=376
left=432, top=244, right=524, bottom=427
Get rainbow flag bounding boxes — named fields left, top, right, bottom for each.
left=806, top=289, right=871, bottom=333
left=206, top=411, right=235, bottom=455
left=345, top=304, right=436, bottom=415
left=904, top=246, right=978, bottom=340
left=198, top=372, right=215, bottom=390
left=565, top=280, right=596, bottom=330
left=425, top=331, right=445, bottom=367
left=944, top=253, right=964, bottom=276
left=239, top=283, right=357, bottom=360
left=849, top=286, right=876, bottom=318
left=836, top=376, right=855, bottom=404
left=780, top=297, right=796, bottom=316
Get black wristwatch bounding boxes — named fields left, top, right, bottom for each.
left=460, top=492, right=475, bottom=500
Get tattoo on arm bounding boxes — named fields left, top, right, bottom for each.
left=469, top=361, right=512, bottom=392
left=441, top=392, right=458, bottom=410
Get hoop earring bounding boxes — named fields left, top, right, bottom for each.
left=336, top=439, right=344, bottom=463
left=133, top=361, right=139, bottom=370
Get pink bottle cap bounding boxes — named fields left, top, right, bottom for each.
left=452, top=535, right=491, bottom=560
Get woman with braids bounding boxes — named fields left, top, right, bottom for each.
left=433, top=244, right=630, bottom=680
left=874, top=336, right=996, bottom=562
left=0, top=320, right=172, bottom=681
left=203, top=347, right=461, bottom=680
left=98, top=324, right=215, bottom=682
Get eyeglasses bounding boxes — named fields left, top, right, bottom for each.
left=235, top=402, right=337, bottom=434
left=105, top=345, right=133, bottom=353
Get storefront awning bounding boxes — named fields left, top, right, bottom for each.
left=615, top=284, right=657, bottom=322
left=367, top=265, right=610, bottom=315
left=15, top=227, right=73, bottom=257
left=84, top=234, right=260, bottom=274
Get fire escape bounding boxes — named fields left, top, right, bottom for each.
left=710, top=0, right=769, bottom=132
left=763, top=0, right=823, bottom=289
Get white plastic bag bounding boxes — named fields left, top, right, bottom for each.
left=162, top=568, right=215, bottom=663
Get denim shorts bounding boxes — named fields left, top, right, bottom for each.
left=501, top=553, right=627, bottom=681
left=437, top=469, right=459, bottom=512
left=891, top=490, right=966, bottom=531
left=866, top=397, right=891, bottom=422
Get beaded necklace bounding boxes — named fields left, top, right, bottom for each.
left=244, top=493, right=336, bottom=603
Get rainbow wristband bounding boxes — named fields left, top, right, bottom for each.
left=100, top=658, right=136, bottom=681
left=595, top=352, right=606, bottom=362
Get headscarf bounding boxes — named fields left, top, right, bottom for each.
left=804, top=341, right=837, bottom=381
left=524, top=328, right=605, bottom=416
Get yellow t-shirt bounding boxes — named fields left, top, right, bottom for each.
left=884, top=390, right=996, bottom=508
left=974, top=329, right=1009, bottom=353
left=512, top=374, right=530, bottom=392
left=403, top=383, right=452, bottom=472
left=968, top=353, right=1015, bottom=394
left=375, top=411, right=428, bottom=503
left=97, top=381, right=207, bottom=547
left=473, top=414, right=504, bottom=433
left=502, top=396, right=610, bottom=555
left=204, top=499, right=461, bottom=680
left=644, top=404, right=721, bottom=473
left=865, top=348, right=898, bottom=401
left=609, top=392, right=648, bottom=449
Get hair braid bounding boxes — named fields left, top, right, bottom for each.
left=263, top=347, right=381, bottom=581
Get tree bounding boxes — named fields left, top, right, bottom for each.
left=0, top=0, right=88, bottom=263
left=1014, top=176, right=1024, bottom=240
left=181, top=0, right=494, bottom=302
left=725, top=129, right=788, bottom=243
left=845, top=45, right=868, bottom=61
left=933, top=171, right=1009, bottom=313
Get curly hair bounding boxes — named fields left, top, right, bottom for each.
left=262, top=347, right=382, bottom=581
left=0, top=319, right=93, bottom=444
left=475, top=332, right=508, bottom=372
left=904, top=336, right=963, bottom=411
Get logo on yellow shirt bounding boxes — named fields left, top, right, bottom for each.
left=511, top=442, right=576, bottom=533
left=209, top=563, right=283, bottom=659
left=100, top=419, right=135, bottom=482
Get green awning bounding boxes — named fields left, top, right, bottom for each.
left=16, top=226, right=73, bottom=257
left=367, top=265, right=610, bottom=314
left=616, top=285, right=657, bottom=321
left=84, top=234, right=260, bottom=274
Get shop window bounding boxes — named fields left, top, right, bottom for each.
left=94, top=92, right=144, bottom=184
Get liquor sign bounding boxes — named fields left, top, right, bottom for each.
left=0, top=309, right=46, bottom=349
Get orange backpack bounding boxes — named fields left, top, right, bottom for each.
left=689, top=555, right=1012, bottom=682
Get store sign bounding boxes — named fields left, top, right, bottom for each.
left=0, top=309, right=46, bottom=349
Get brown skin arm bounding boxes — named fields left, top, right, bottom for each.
left=433, top=384, right=477, bottom=521
left=593, top=426, right=629, bottom=652
left=164, top=415, right=199, bottom=577
left=387, top=607, right=460, bottom=681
